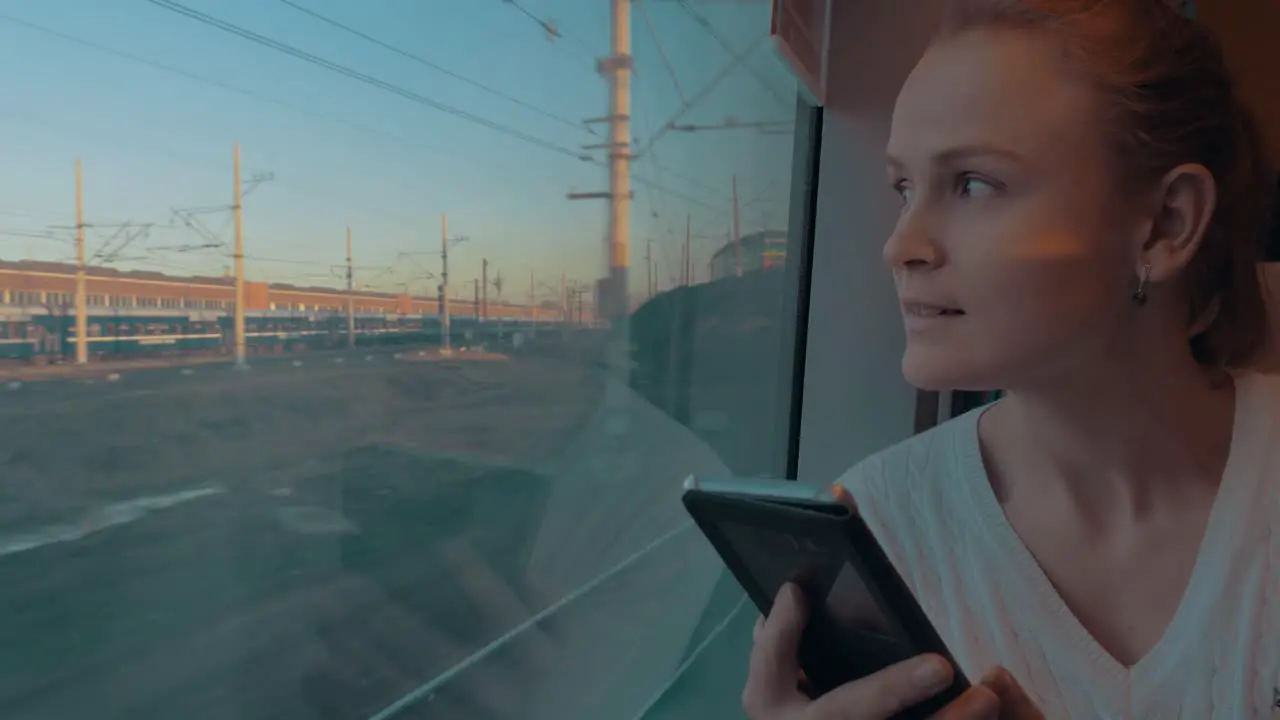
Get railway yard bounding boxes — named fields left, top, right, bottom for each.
left=0, top=312, right=751, bottom=719
left=0, top=337, right=697, bottom=720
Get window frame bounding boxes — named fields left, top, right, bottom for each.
left=775, top=96, right=825, bottom=480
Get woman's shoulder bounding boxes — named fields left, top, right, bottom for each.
left=834, top=410, right=993, bottom=577
left=836, top=409, right=983, bottom=517
left=833, top=408, right=993, bottom=602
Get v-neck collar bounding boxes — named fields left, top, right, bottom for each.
left=951, top=373, right=1268, bottom=708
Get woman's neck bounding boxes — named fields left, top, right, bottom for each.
left=989, top=348, right=1236, bottom=525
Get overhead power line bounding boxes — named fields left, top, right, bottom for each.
left=141, top=0, right=592, bottom=161
left=672, top=0, right=791, bottom=108
left=3, top=11, right=727, bottom=235
left=503, top=0, right=561, bottom=39
left=499, top=0, right=599, bottom=70
left=275, top=0, right=594, bottom=136
left=631, top=174, right=721, bottom=214
left=633, top=32, right=771, bottom=159
left=0, top=14, right=541, bottom=183
left=635, top=0, right=687, bottom=105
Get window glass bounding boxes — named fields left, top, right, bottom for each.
left=0, top=2, right=808, bottom=717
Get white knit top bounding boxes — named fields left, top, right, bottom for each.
left=840, top=372, right=1280, bottom=719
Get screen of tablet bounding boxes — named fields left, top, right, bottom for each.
left=718, top=517, right=910, bottom=659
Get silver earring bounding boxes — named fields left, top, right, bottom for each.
left=1132, top=264, right=1152, bottom=306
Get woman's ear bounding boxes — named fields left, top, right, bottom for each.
left=1138, top=163, right=1217, bottom=283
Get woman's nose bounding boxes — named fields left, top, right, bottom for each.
left=882, top=213, right=943, bottom=271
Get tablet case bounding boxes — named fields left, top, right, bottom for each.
left=683, top=487, right=968, bottom=718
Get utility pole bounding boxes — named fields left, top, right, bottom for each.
left=74, top=159, right=87, bottom=365
left=680, top=233, right=687, bottom=286
left=530, top=270, right=537, bottom=324
left=473, top=279, right=480, bottom=321
left=557, top=0, right=631, bottom=434
left=440, top=214, right=451, bottom=353
left=645, top=237, right=653, bottom=299
left=733, top=174, right=742, bottom=277
left=561, top=272, right=567, bottom=322
left=569, top=0, right=631, bottom=321
left=481, top=258, right=489, bottom=322
left=346, top=224, right=355, bottom=348
left=233, top=142, right=247, bottom=367
left=607, top=0, right=632, bottom=320
left=685, top=214, right=692, bottom=287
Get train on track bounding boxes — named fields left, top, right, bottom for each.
left=0, top=309, right=546, bottom=362
left=0, top=260, right=568, bottom=363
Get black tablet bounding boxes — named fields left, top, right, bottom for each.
left=682, top=476, right=968, bottom=718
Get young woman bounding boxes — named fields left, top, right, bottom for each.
left=743, top=1, right=1279, bottom=718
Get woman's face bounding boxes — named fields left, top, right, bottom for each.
left=884, top=28, right=1147, bottom=391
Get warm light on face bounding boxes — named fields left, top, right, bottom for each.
left=883, top=28, right=1136, bottom=392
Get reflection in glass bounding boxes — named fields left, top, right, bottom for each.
left=0, top=1, right=801, bottom=717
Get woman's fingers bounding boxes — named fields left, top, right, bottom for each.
left=814, top=654, right=956, bottom=720
left=743, top=584, right=811, bottom=717
left=978, top=667, right=1044, bottom=719
left=929, top=685, right=1000, bottom=720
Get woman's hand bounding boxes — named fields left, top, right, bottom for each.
left=742, top=583, right=1027, bottom=720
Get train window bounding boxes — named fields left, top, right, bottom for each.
left=0, top=3, right=812, bottom=719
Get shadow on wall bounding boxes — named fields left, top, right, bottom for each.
left=630, top=270, right=790, bottom=478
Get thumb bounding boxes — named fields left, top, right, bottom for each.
left=762, top=583, right=808, bottom=673
left=743, top=583, right=810, bottom=714
left=979, top=667, right=1044, bottom=720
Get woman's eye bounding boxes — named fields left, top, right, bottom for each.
left=958, top=174, right=996, bottom=198
left=893, top=181, right=913, bottom=206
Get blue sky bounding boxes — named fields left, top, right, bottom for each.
left=0, top=0, right=796, bottom=302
